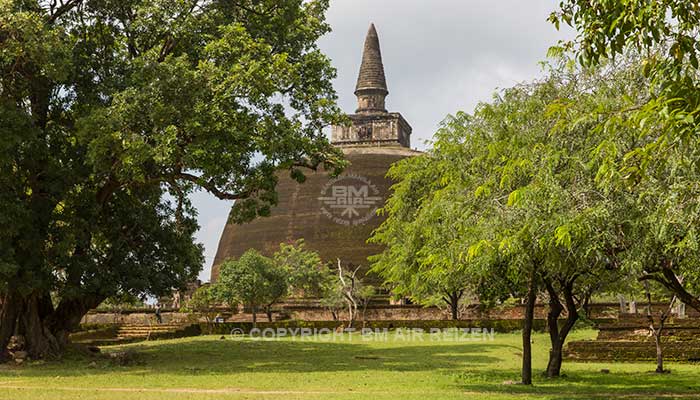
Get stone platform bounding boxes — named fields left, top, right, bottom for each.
left=565, top=316, right=700, bottom=362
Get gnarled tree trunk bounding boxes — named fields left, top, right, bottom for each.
left=544, top=279, right=579, bottom=378
left=19, top=293, right=61, bottom=359
left=0, top=291, right=21, bottom=361
left=1, top=290, right=105, bottom=360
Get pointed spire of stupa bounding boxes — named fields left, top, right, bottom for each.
left=355, top=23, right=388, bottom=113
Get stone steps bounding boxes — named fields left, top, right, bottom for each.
left=564, top=339, right=700, bottom=362
left=72, top=323, right=201, bottom=346
left=116, top=323, right=190, bottom=339
left=597, top=328, right=700, bottom=341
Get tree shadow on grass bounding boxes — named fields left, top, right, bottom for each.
left=0, top=337, right=510, bottom=378
left=3, top=337, right=698, bottom=397
left=456, top=364, right=700, bottom=398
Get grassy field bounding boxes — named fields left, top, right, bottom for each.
left=0, top=329, right=698, bottom=399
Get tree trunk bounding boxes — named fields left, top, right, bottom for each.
left=544, top=280, right=579, bottom=378
left=522, top=269, right=537, bottom=385
left=251, top=305, right=257, bottom=329
left=2, top=290, right=105, bottom=360
left=443, top=291, right=463, bottom=320
left=544, top=280, right=563, bottom=378
left=0, top=291, right=20, bottom=361
left=45, top=294, right=105, bottom=347
left=346, top=300, right=356, bottom=329
left=654, top=331, right=664, bottom=373
left=644, top=280, right=675, bottom=374
left=649, top=316, right=667, bottom=374
left=205, top=317, right=213, bottom=334
left=265, top=305, right=273, bottom=322
left=19, top=293, right=60, bottom=359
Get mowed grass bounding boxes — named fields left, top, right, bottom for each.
left=0, top=329, right=699, bottom=399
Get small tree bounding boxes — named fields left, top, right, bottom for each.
left=357, top=285, right=376, bottom=327
left=369, top=158, right=475, bottom=322
left=319, top=278, right=345, bottom=321
left=183, top=285, right=219, bottom=334
left=262, top=265, right=289, bottom=322
left=334, top=260, right=376, bottom=329
left=217, top=250, right=289, bottom=327
left=337, top=261, right=361, bottom=328
left=274, top=240, right=330, bottom=298
left=643, top=281, right=677, bottom=373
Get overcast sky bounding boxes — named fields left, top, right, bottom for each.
left=191, top=0, right=574, bottom=282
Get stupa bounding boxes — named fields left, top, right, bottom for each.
left=211, top=24, right=420, bottom=281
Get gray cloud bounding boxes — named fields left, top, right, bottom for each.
left=193, top=0, right=573, bottom=281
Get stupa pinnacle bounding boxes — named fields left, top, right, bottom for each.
left=355, top=23, right=388, bottom=113
left=332, top=24, right=412, bottom=148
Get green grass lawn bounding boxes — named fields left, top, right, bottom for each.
left=0, top=329, right=698, bottom=399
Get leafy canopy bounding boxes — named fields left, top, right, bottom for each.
left=217, top=249, right=288, bottom=311
left=549, top=1, right=700, bottom=310
left=0, top=0, right=343, bottom=357
left=273, top=239, right=332, bottom=298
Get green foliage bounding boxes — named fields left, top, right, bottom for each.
left=550, top=1, right=700, bottom=311
left=217, top=249, right=289, bottom=318
left=375, top=56, right=659, bottom=298
left=273, top=239, right=332, bottom=298
left=550, top=1, right=700, bottom=69
left=184, top=285, right=218, bottom=313
left=371, top=58, right=655, bottom=376
left=0, top=0, right=344, bottom=355
left=369, top=154, right=479, bottom=310
left=356, top=285, right=376, bottom=303
left=95, top=293, right=145, bottom=311
left=318, top=277, right=345, bottom=319
left=183, top=284, right=220, bottom=330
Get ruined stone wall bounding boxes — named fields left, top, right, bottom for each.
left=81, top=302, right=669, bottom=325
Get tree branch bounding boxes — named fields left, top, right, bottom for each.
left=174, top=172, right=251, bottom=200
left=47, top=0, right=83, bottom=24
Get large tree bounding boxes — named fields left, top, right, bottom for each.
left=371, top=59, right=650, bottom=382
left=0, top=0, right=344, bottom=359
left=550, top=1, right=700, bottom=312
